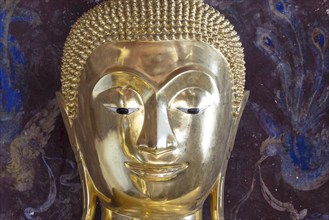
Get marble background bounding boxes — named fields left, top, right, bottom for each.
left=0, top=0, right=329, bottom=219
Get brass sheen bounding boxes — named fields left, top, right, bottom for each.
left=58, top=1, right=248, bottom=220
left=60, top=0, right=246, bottom=121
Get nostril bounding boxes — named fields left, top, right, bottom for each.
left=167, top=134, right=178, bottom=148
left=136, top=133, right=151, bottom=148
left=137, top=134, right=178, bottom=150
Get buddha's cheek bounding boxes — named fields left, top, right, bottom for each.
left=168, top=105, right=231, bottom=194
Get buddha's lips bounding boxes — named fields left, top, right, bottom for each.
left=124, top=162, right=189, bottom=181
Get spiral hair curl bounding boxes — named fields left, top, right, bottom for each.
left=61, top=0, right=245, bottom=120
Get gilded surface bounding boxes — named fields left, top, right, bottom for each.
left=60, top=0, right=245, bottom=121
left=1, top=0, right=329, bottom=219
left=58, top=40, right=247, bottom=219
left=59, top=0, right=247, bottom=219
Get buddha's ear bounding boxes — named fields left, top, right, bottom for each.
left=229, top=91, right=249, bottom=148
left=235, top=91, right=249, bottom=123
left=210, top=91, right=250, bottom=219
left=56, top=92, right=76, bottom=147
left=56, top=92, right=97, bottom=219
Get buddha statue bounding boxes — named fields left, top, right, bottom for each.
left=56, top=0, right=248, bottom=219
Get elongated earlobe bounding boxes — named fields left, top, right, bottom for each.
left=211, top=91, right=249, bottom=219
left=56, top=92, right=75, bottom=146
left=210, top=180, right=221, bottom=220
left=56, top=91, right=97, bottom=220
left=230, top=91, right=249, bottom=152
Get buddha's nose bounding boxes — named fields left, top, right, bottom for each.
left=136, top=95, right=177, bottom=155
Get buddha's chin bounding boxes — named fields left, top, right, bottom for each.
left=100, top=186, right=205, bottom=219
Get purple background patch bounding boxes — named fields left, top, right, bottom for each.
left=0, top=0, right=329, bottom=219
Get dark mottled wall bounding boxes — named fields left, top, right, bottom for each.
left=0, top=0, right=329, bottom=219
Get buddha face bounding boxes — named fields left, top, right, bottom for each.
left=69, top=40, right=237, bottom=217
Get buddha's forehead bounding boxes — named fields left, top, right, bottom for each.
left=84, top=40, right=230, bottom=87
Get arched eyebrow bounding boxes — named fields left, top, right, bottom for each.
left=92, top=71, right=153, bottom=99
left=91, top=64, right=220, bottom=100
left=156, top=69, right=222, bottom=106
left=156, top=64, right=215, bottom=88
left=158, top=68, right=219, bottom=93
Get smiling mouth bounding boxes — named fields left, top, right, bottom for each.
left=124, top=162, right=189, bottom=182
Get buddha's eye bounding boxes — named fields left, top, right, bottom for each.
left=170, top=87, right=213, bottom=115
left=176, top=107, right=208, bottom=115
left=103, top=104, right=139, bottom=115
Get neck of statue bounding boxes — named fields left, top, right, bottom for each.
left=101, top=207, right=203, bottom=220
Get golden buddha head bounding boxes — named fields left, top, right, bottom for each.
left=57, top=0, right=248, bottom=219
